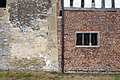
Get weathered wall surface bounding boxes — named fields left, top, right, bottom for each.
left=58, top=11, right=120, bottom=73
left=0, top=0, right=58, bottom=71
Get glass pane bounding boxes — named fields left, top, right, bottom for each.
left=59, top=10, right=62, bottom=16
left=84, top=33, right=90, bottom=45
left=91, top=33, right=98, bottom=46
left=76, top=33, right=82, bottom=45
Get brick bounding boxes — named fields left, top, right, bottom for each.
left=57, top=11, right=120, bottom=73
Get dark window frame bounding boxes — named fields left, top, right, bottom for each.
left=70, top=0, right=73, bottom=7
left=81, top=0, right=84, bottom=8
left=76, top=32, right=100, bottom=47
left=112, top=0, right=115, bottom=8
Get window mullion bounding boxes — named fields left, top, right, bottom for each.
left=82, top=33, right=84, bottom=45
left=90, top=33, right=91, bottom=46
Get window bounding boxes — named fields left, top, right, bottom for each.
left=0, top=0, right=6, bottom=8
left=76, top=32, right=99, bottom=47
left=59, top=10, right=62, bottom=16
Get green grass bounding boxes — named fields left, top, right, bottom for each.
left=109, top=74, right=120, bottom=80
left=0, top=70, right=120, bottom=80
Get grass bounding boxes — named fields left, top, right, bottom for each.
left=0, top=70, right=119, bottom=80
left=109, top=74, right=120, bottom=80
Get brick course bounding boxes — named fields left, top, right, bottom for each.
left=57, top=10, right=120, bottom=73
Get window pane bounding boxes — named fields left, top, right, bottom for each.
left=84, top=33, right=90, bottom=45
left=76, top=33, right=82, bottom=45
left=91, top=33, right=98, bottom=46
left=59, top=10, right=62, bottom=16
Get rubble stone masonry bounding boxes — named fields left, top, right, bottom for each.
left=0, top=0, right=58, bottom=71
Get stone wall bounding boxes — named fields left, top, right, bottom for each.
left=0, top=0, right=58, bottom=71
left=58, top=11, right=120, bottom=73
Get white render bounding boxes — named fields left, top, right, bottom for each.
left=84, top=0, right=92, bottom=8
left=115, top=0, right=120, bottom=8
left=64, top=0, right=70, bottom=7
left=95, top=0, right=102, bottom=8
left=105, top=0, right=112, bottom=8
left=73, top=0, right=81, bottom=8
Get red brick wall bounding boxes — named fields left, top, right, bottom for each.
left=57, top=11, right=120, bottom=73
